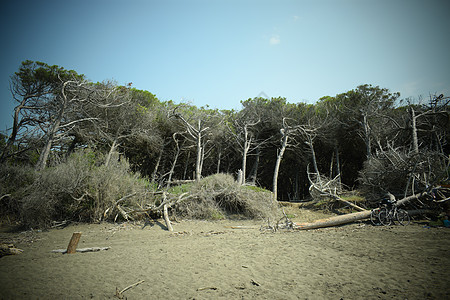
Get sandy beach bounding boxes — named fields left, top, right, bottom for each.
left=1, top=210, right=450, bottom=299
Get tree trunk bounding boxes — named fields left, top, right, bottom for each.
left=362, top=113, right=372, bottom=159
left=295, top=210, right=372, bottom=230
left=335, top=147, right=342, bottom=191
left=396, top=191, right=428, bottom=207
left=151, top=144, right=164, bottom=184
left=240, top=125, right=251, bottom=185
left=183, top=151, right=191, bottom=179
left=241, top=142, right=248, bottom=185
left=66, top=232, right=82, bottom=254
left=216, top=150, right=221, bottom=174
left=66, top=135, right=80, bottom=158
left=295, top=192, right=430, bottom=230
left=273, top=134, right=288, bottom=202
left=306, top=138, right=319, bottom=175
left=0, top=98, right=27, bottom=162
left=167, top=139, right=181, bottom=185
left=105, top=138, right=119, bottom=167
left=163, top=204, right=173, bottom=232
left=195, top=120, right=202, bottom=181
left=410, top=107, right=419, bottom=154
left=248, top=146, right=260, bottom=185
left=35, top=102, right=66, bottom=171
left=329, top=150, right=334, bottom=178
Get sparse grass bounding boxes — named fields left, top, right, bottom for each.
left=340, top=193, right=365, bottom=203
left=168, top=183, right=192, bottom=195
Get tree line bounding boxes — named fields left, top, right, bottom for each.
left=1, top=60, right=449, bottom=206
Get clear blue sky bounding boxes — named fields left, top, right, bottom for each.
left=1, top=0, right=449, bottom=133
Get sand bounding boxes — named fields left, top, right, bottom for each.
left=1, top=210, right=450, bottom=299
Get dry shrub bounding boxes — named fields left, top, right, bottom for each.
left=173, top=173, right=279, bottom=220
left=0, top=163, right=36, bottom=222
left=359, top=149, right=448, bottom=202
left=20, top=149, right=150, bottom=228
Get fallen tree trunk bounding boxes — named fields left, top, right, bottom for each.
left=295, top=210, right=372, bottom=230
left=294, top=208, right=435, bottom=230
left=396, top=191, right=428, bottom=207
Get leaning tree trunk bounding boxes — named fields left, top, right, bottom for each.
left=0, top=97, right=27, bottom=162
left=306, top=137, right=319, bottom=175
left=167, top=138, right=181, bottom=185
left=335, top=147, right=342, bottom=191
left=362, top=113, right=372, bottom=159
left=396, top=191, right=428, bottom=207
left=151, top=144, right=164, bottom=184
left=105, top=138, right=119, bottom=167
left=248, top=146, right=260, bottom=185
left=35, top=102, right=66, bottom=171
left=273, top=133, right=288, bottom=202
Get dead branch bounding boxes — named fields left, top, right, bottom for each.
left=163, top=202, right=173, bottom=232
left=115, top=192, right=137, bottom=206
left=0, top=194, right=11, bottom=201
left=396, top=191, right=428, bottom=207
left=51, top=247, right=110, bottom=254
left=0, top=244, right=23, bottom=257
left=116, top=204, right=134, bottom=221
left=330, top=194, right=366, bottom=211
left=115, top=280, right=145, bottom=299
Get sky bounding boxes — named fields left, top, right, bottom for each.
left=1, top=0, right=449, bottom=133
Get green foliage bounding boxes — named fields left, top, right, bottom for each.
left=167, top=183, right=192, bottom=195
left=340, top=194, right=365, bottom=203
left=15, top=60, right=83, bottom=94
left=4, top=59, right=449, bottom=216
left=243, top=185, right=271, bottom=193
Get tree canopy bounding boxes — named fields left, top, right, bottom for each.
left=1, top=61, right=449, bottom=216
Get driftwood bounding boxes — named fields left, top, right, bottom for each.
left=197, top=287, right=218, bottom=291
left=52, top=247, right=110, bottom=254
left=224, top=226, right=259, bottom=229
left=67, top=232, right=82, bottom=254
left=115, top=280, right=145, bottom=299
left=0, top=244, right=23, bottom=257
left=163, top=203, right=173, bottom=232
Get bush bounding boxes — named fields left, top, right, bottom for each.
left=173, top=173, right=279, bottom=220
left=0, top=163, right=36, bottom=223
left=358, top=149, right=448, bottom=203
left=20, top=149, right=151, bottom=228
